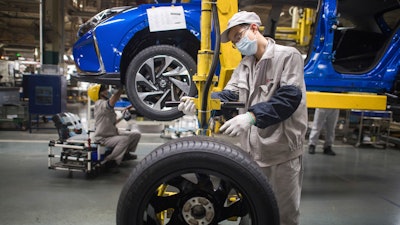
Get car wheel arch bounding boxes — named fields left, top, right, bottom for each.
left=120, top=28, right=200, bottom=84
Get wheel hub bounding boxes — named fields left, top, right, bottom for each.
left=182, top=197, right=215, bottom=225
left=158, top=78, right=168, bottom=89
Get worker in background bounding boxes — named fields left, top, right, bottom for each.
left=87, top=84, right=141, bottom=172
left=308, top=108, right=339, bottom=155
left=179, top=11, right=307, bottom=225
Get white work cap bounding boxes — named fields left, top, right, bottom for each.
left=220, top=11, right=262, bottom=43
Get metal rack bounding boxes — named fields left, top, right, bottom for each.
left=346, top=110, right=392, bottom=148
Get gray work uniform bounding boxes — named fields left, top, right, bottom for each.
left=309, top=108, right=339, bottom=148
left=225, top=38, right=308, bottom=225
left=94, top=99, right=141, bottom=165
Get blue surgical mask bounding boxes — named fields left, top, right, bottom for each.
left=235, top=30, right=257, bottom=56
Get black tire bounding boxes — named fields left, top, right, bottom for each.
left=117, top=136, right=279, bottom=225
left=125, top=45, right=197, bottom=121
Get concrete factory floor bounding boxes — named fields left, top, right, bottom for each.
left=0, top=103, right=399, bottom=225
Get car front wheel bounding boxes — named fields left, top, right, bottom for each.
left=125, top=45, right=197, bottom=121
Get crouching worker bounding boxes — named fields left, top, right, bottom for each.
left=88, top=84, right=141, bottom=172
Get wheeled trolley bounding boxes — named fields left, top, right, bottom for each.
left=47, top=112, right=110, bottom=178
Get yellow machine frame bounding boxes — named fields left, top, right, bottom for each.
left=275, top=7, right=314, bottom=46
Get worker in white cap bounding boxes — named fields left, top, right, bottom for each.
left=179, top=11, right=307, bottom=225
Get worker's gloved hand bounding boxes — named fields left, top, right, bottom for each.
left=123, top=110, right=132, bottom=121
left=219, top=112, right=255, bottom=136
left=177, top=96, right=196, bottom=116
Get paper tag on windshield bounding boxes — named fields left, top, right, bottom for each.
left=147, top=6, right=186, bottom=32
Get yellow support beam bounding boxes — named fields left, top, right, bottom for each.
left=306, top=92, right=387, bottom=110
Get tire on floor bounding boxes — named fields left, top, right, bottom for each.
left=117, top=136, right=279, bottom=225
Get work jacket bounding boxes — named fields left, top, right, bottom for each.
left=223, top=38, right=308, bottom=167
left=94, top=99, right=119, bottom=142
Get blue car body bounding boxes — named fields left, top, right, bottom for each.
left=304, top=0, right=400, bottom=93
left=73, top=1, right=203, bottom=79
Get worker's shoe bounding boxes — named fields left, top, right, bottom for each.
left=123, top=153, right=137, bottom=161
left=308, top=145, right=316, bottom=154
left=323, top=146, right=336, bottom=156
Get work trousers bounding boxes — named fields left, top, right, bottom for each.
left=100, top=130, right=141, bottom=165
left=309, top=108, right=339, bottom=148
left=262, top=156, right=303, bottom=225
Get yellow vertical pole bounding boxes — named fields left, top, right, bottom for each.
left=197, top=1, right=212, bottom=78
left=192, top=0, right=214, bottom=133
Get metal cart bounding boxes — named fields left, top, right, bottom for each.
left=345, top=110, right=392, bottom=148
left=47, top=112, right=109, bottom=178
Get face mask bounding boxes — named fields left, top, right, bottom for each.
left=235, top=30, right=257, bottom=56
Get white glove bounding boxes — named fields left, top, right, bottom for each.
left=219, top=112, right=256, bottom=136
left=177, top=96, right=196, bottom=116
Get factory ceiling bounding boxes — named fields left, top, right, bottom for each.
left=0, top=0, right=138, bottom=61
